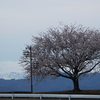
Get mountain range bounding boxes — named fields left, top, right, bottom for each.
left=0, top=72, right=25, bottom=80
left=0, top=73, right=100, bottom=92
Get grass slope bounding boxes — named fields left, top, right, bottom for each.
left=34, top=90, right=100, bottom=95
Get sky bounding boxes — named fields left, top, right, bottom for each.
left=0, top=0, right=100, bottom=77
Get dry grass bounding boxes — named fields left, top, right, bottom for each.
left=34, top=90, right=100, bottom=95
left=1, top=90, right=100, bottom=94
left=0, top=98, right=99, bottom=100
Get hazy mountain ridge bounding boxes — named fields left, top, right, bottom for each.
left=0, top=73, right=100, bottom=92
left=0, top=72, right=25, bottom=80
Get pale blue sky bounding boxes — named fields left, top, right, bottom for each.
left=0, top=0, right=100, bottom=75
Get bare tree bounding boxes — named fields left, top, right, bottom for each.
left=20, top=24, right=100, bottom=92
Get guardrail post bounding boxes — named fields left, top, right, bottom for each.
left=68, top=95, right=71, bottom=100
left=40, top=94, right=42, bottom=100
left=12, top=93, right=14, bottom=99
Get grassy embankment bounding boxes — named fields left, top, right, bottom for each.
left=1, top=90, right=100, bottom=94
left=34, top=90, right=100, bottom=95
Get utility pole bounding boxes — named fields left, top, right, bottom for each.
left=29, top=46, right=33, bottom=93
left=23, top=45, right=33, bottom=93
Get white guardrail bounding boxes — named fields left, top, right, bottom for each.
left=0, top=94, right=100, bottom=100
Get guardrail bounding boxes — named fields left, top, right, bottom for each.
left=0, top=94, right=100, bottom=100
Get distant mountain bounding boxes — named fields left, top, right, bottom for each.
left=0, top=72, right=25, bottom=80
left=0, top=73, right=100, bottom=92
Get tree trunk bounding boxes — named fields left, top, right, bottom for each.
left=72, top=78, right=80, bottom=92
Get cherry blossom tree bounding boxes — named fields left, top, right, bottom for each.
left=20, top=24, right=100, bottom=92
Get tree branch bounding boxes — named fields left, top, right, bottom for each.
left=79, top=61, right=100, bottom=77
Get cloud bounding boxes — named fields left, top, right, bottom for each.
left=0, top=61, right=24, bottom=74
left=0, top=0, right=100, bottom=77
left=1, top=0, right=100, bottom=36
